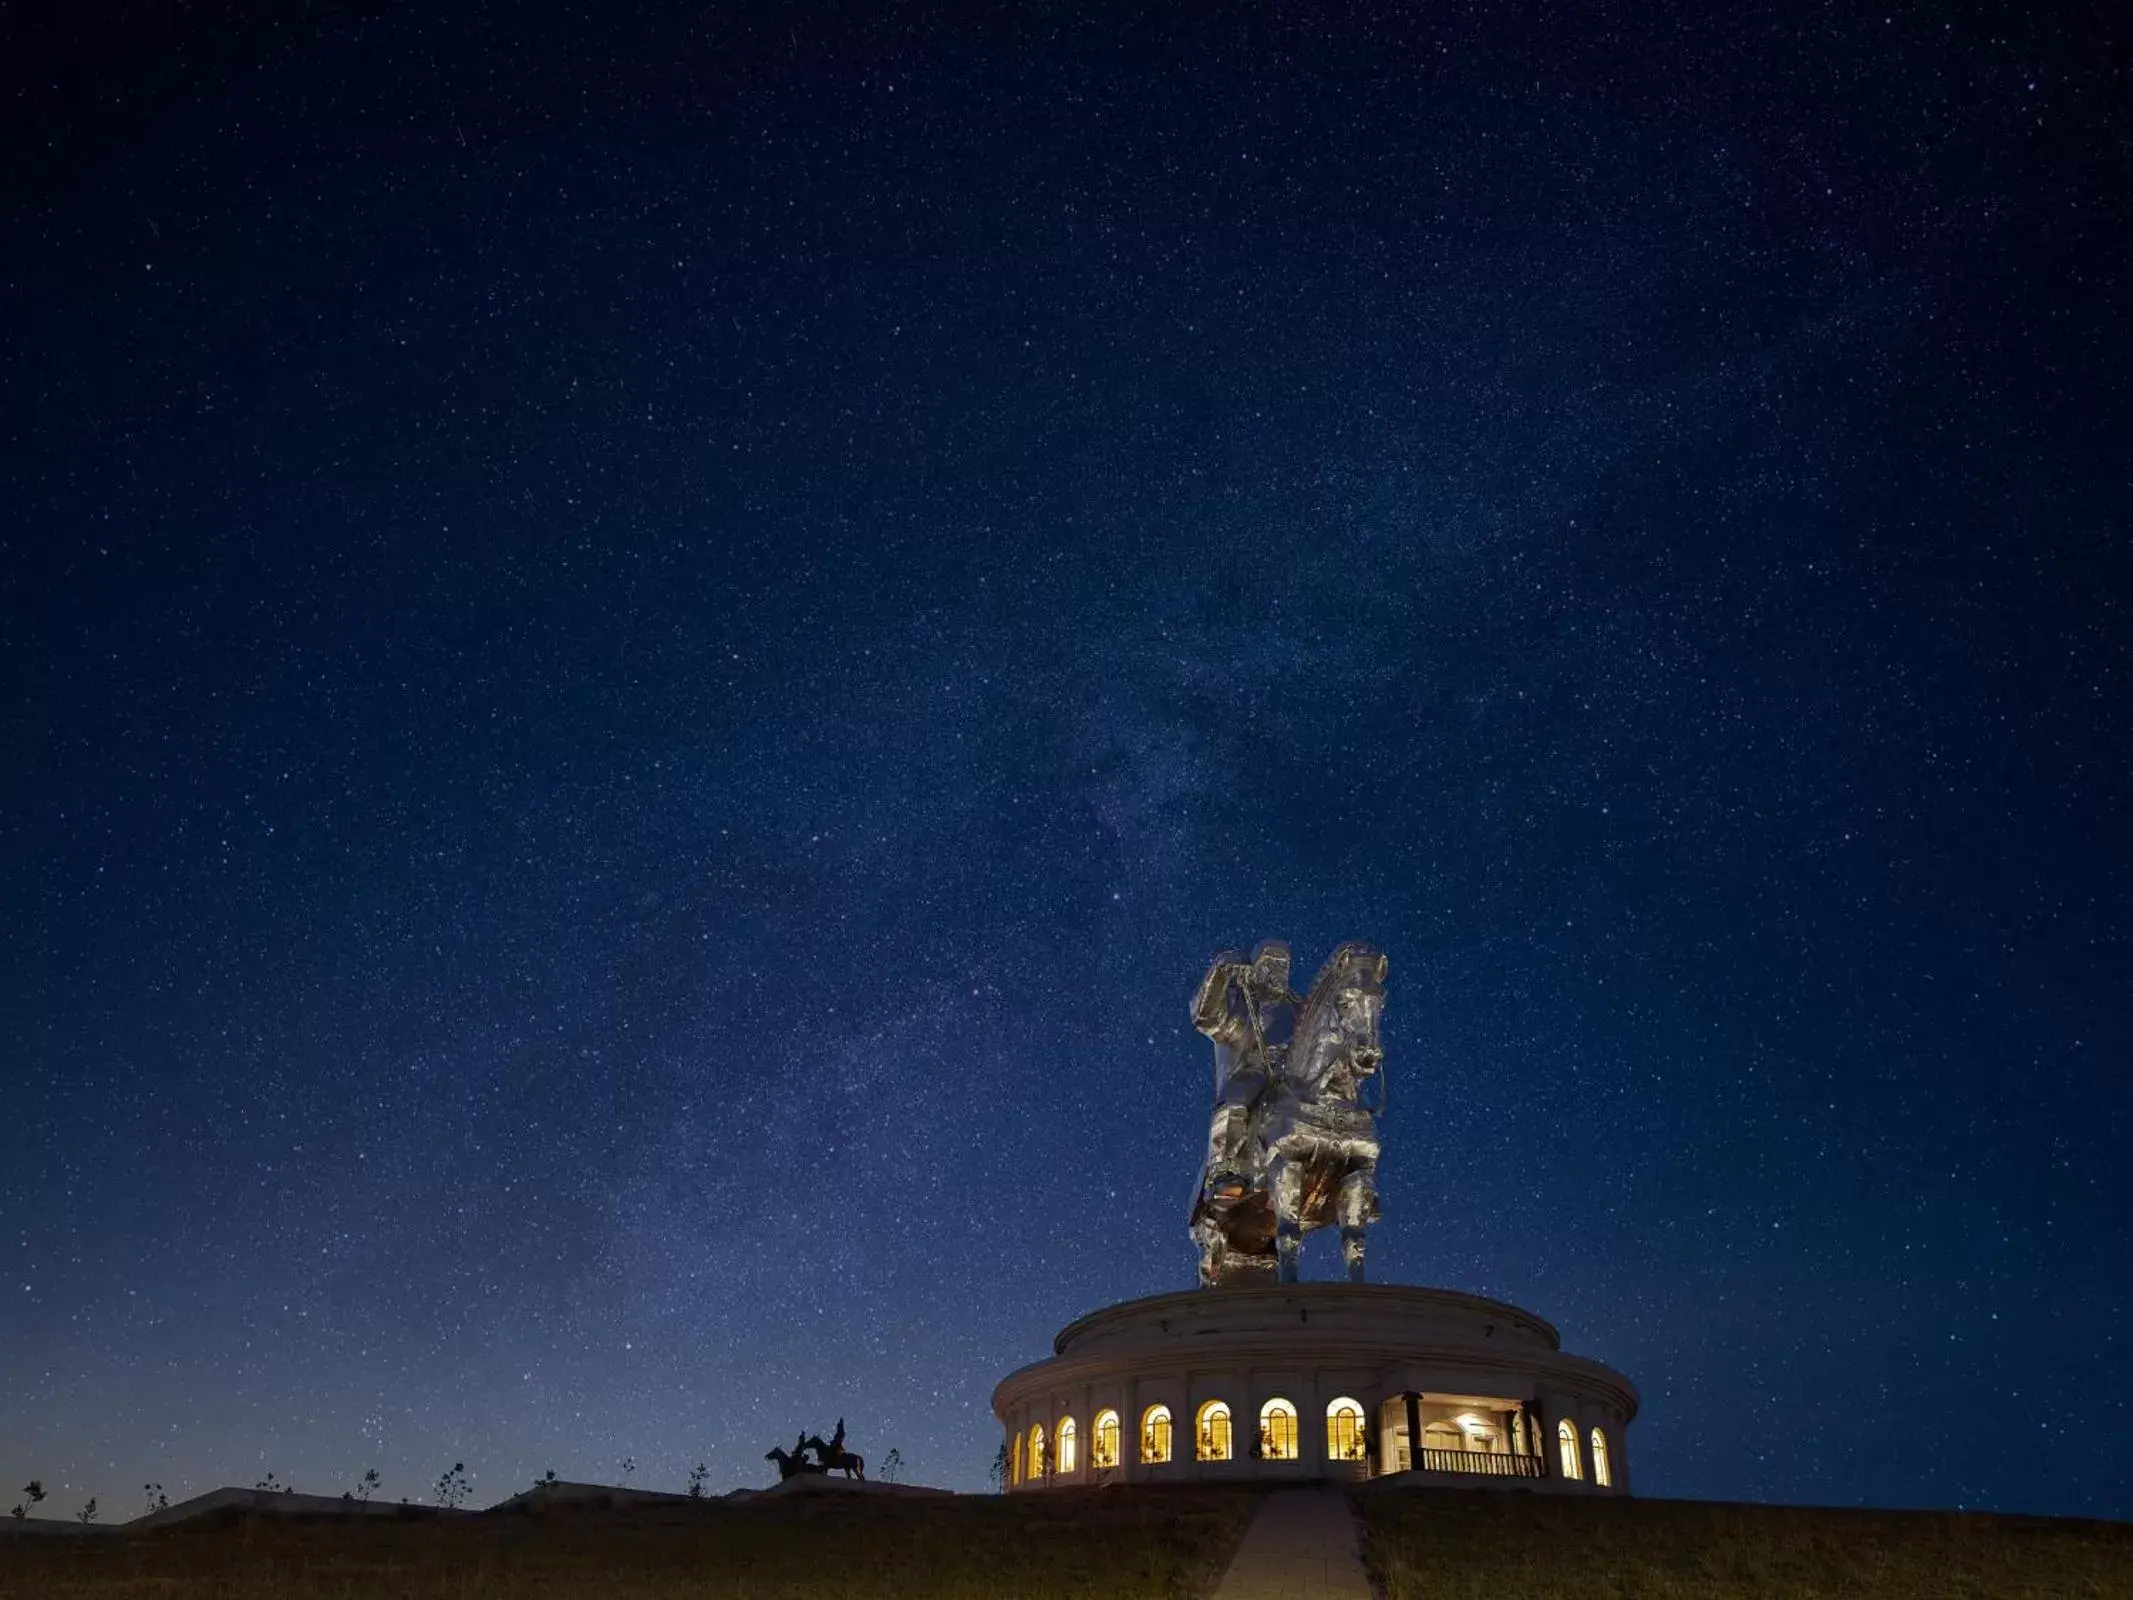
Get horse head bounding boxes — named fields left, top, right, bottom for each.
left=1287, top=943, right=1387, bottom=1102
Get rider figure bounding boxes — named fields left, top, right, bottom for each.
left=1193, top=941, right=1297, bottom=1202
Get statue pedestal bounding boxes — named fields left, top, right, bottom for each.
left=745, top=1476, right=954, bottom=1500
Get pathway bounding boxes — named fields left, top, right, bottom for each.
left=1209, top=1486, right=1375, bottom=1600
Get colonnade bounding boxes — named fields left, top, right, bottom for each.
left=1003, top=1380, right=1627, bottom=1493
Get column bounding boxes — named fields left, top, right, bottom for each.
left=1403, top=1391, right=1423, bottom=1474
left=1123, top=1377, right=1139, bottom=1486
left=1078, top=1382, right=1092, bottom=1483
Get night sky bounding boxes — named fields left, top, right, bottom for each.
left=5, top=4, right=2128, bottom=1524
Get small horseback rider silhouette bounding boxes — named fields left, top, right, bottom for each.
left=806, top=1417, right=866, bottom=1479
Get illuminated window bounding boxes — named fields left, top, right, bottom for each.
left=1141, top=1405, right=1173, bottom=1464
left=1557, top=1419, right=1581, bottom=1481
left=1057, top=1416, right=1078, bottom=1474
left=1422, top=1421, right=1461, bottom=1458
left=1258, top=1398, right=1298, bottom=1461
left=1326, top=1398, right=1367, bottom=1462
left=1092, top=1409, right=1121, bottom=1469
left=1196, top=1400, right=1233, bottom=1462
left=1010, top=1430, right=1021, bottom=1486
left=1591, top=1427, right=1611, bottom=1487
left=1029, top=1422, right=1047, bottom=1479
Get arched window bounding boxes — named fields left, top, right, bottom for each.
left=1258, top=1398, right=1298, bottom=1461
left=1057, top=1415, right=1078, bottom=1474
left=1196, top=1400, right=1233, bottom=1461
left=1326, top=1398, right=1367, bottom=1462
left=1557, top=1418, right=1581, bottom=1480
left=1590, top=1427, right=1611, bottom=1487
left=1092, top=1409, right=1121, bottom=1469
left=1010, top=1429, right=1022, bottom=1486
left=1140, top=1404, right=1173, bottom=1464
left=1029, top=1422, right=1047, bottom=1479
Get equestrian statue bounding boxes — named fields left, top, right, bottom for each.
left=765, top=1418, right=866, bottom=1482
left=1189, top=941, right=1387, bottom=1287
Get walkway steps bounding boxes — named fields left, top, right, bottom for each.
left=1210, top=1486, right=1375, bottom=1600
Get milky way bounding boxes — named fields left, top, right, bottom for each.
left=4, top=6, right=2127, bottom=1520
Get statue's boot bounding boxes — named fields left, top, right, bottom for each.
left=1342, top=1226, right=1367, bottom=1283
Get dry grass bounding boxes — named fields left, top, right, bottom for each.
left=0, top=1487, right=1264, bottom=1600
left=14, top=1484, right=2128, bottom=1600
left=1360, top=1488, right=2133, bottom=1600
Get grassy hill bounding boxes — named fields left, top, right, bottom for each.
left=0, top=1487, right=1260, bottom=1600
left=1362, top=1488, right=2132, bottom=1600
left=2, top=1484, right=2125, bottom=1600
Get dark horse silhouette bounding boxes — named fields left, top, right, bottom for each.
left=764, top=1444, right=824, bottom=1481
left=805, top=1418, right=865, bottom=1479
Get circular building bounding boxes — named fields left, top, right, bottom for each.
left=992, top=1282, right=1636, bottom=1494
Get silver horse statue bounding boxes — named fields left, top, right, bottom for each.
left=1189, top=941, right=1387, bottom=1286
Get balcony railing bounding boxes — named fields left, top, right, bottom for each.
left=1415, top=1448, right=1544, bottom=1478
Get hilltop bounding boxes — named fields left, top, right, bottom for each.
left=1, top=1482, right=2124, bottom=1599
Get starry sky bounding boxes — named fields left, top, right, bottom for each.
left=4, top=2, right=2128, bottom=1524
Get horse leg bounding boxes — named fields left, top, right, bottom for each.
left=1268, top=1153, right=1305, bottom=1285
left=1337, top=1164, right=1376, bottom=1283
left=1193, top=1214, right=1221, bottom=1288
left=1205, top=1093, right=1259, bottom=1197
